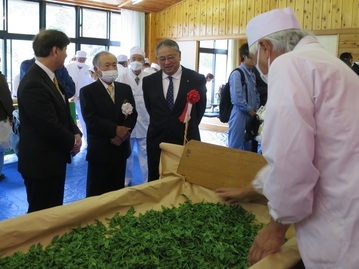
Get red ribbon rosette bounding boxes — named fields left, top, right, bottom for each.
left=179, top=89, right=200, bottom=122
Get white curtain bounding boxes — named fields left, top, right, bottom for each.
left=120, top=9, right=145, bottom=56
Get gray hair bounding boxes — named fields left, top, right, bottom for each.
left=155, top=39, right=180, bottom=56
left=92, top=51, right=114, bottom=67
left=249, top=29, right=313, bottom=55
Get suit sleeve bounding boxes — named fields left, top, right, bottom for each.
left=195, top=73, right=207, bottom=124
left=142, top=75, right=152, bottom=115
left=121, top=83, right=138, bottom=131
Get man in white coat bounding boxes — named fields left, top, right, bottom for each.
left=66, top=50, right=92, bottom=147
left=117, top=54, right=128, bottom=77
left=245, top=8, right=359, bottom=269
left=117, top=46, right=149, bottom=186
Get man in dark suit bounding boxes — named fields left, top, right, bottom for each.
left=17, top=29, right=82, bottom=213
left=80, top=51, right=137, bottom=197
left=20, top=57, right=76, bottom=98
left=340, top=52, right=359, bottom=76
left=143, top=39, right=207, bottom=181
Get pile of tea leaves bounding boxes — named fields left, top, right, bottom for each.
left=0, top=198, right=262, bottom=269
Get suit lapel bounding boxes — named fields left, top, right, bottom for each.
left=175, top=67, right=191, bottom=108
left=35, top=65, right=67, bottom=106
left=113, top=83, right=123, bottom=116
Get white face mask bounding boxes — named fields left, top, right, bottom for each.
left=77, top=61, right=86, bottom=68
left=100, top=69, right=118, bottom=83
left=255, top=47, right=269, bottom=84
left=129, top=61, right=143, bottom=71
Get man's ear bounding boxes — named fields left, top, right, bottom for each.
left=259, top=40, right=272, bottom=60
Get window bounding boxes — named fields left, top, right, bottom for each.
left=82, top=9, right=107, bottom=39
left=110, top=12, right=122, bottom=41
left=0, top=0, right=127, bottom=93
left=0, top=2, right=3, bottom=31
left=198, top=40, right=228, bottom=106
left=6, top=40, right=33, bottom=95
left=46, top=4, right=76, bottom=38
left=79, top=44, right=107, bottom=65
left=8, top=0, right=39, bottom=34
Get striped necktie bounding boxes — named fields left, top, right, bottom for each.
left=166, top=76, right=174, bottom=109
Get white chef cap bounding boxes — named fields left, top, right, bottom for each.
left=151, top=63, right=160, bottom=70
left=246, top=7, right=301, bottom=48
left=75, top=50, right=87, bottom=58
left=117, top=54, right=128, bottom=62
left=130, top=46, right=145, bottom=57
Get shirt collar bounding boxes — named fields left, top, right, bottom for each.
left=99, top=79, right=114, bottom=89
left=162, top=65, right=182, bottom=80
left=35, top=59, right=55, bottom=80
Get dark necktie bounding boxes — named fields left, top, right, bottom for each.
left=135, top=76, right=140, bottom=85
left=166, top=76, right=174, bottom=109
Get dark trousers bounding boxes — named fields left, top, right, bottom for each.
left=251, top=140, right=258, bottom=153
left=147, top=146, right=161, bottom=182
left=23, top=174, right=65, bottom=213
left=86, top=160, right=126, bottom=197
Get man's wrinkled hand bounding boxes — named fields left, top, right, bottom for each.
left=110, top=135, right=123, bottom=146
left=248, top=219, right=289, bottom=266
left=116, top=126, right=131, bottom=140
left=71, top=134, right=82, bottom=156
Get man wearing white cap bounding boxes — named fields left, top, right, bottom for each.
left=245, top=8, right=359, bottom=268
left=117, top=54, right=128, bottom=76
left=66, top=50, right=92, bottom=148
left=117, top=46, right=149, bottom=186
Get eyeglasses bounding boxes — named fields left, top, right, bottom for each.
left=158, top=54, right=177, bottom=63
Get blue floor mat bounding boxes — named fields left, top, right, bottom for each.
left=0, top=146, right=144, bottom=221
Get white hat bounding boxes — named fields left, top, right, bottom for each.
left=89, top=64, right=95, bottom=72
left=75, top=50, right=87, bottom=58
left=130, top=46, right=145, bottom=57
left=144, top=67, right=156, bottom=74
left=151, top=63, right=160, bottom=70
left=145, top=58, right=150, bottom=64
left=246, top=7, right=301, bottom=48
left=117, top=54, right=128, bottom=62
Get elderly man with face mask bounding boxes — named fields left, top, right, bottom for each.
left=245, top=8, right=359, bottom=268
left=117, top=46, right=150, bottom=187
left=80, top=51, right=137, bottom=197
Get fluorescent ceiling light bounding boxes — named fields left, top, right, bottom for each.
left=132, top=0, right=143, bottom=4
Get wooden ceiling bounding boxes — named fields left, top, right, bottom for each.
left=47, top=0, right=183, bottom=13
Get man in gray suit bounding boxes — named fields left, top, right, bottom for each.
left=143, top=39, right=207, bottom=181
left=17, top=29, right=82, bottom=213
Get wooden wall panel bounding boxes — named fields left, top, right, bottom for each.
left=206, top=0, right=213, bottom=36
left=200, top=0, right=207, bottom=36
left=353, top=1, right=359, bottom=28
left=218, top=0, right=226, bottom=35
left=331, top=0, right=342, bottom=29
left=312, top=0, right=322, bottom=30
left=294, top=0, right=305, bottom=27
left=193, top=0, right=201, bottom=36
left=321, top=0, right=332, bottom=30
left=177, top=4, right=183, bottom=38
left=341, top=0, right=351, bottom=28
left=146, top=0, right=359, bottom=61
left=212, top=0, right=220, bottom=36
